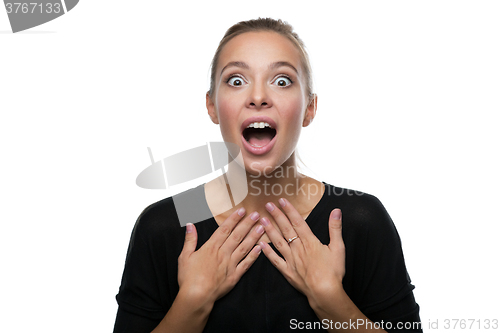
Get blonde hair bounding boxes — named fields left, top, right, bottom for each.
left=207, top=17, right=314, bottom=100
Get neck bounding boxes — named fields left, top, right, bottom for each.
left=207, top=152, right=323, bottom=219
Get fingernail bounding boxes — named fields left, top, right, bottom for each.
left=259, top=241, right=267, bottom=249
left=250, top=211, right=260, bottom=221
left=237, top=207, right=246, bottom=217
left=331, top=209, right=341, bottom=220
left=260, top=217, right=270, bottom=226
left=278, top=198, right=286, bottom=207
left=255, top=225, right=264, bottom=234
left=186, top=223, right=193, bottom=233
left=254, top=245, right=262, bottom=254
left=265, top=202, right=275, bottom=212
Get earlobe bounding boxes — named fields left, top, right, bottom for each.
left=302, top=94, right=317, bottom=127
left=206, top=92, right=220, bottom=125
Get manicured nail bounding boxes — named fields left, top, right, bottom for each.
left=278, top=198, right=287, bottom=207
left=260, top=217, right=270, bottom=227
left=254, top=245, right=262, bottom=254
left=265, top=202, right=275, bottom=212
left=250, top=211, right=260, bottom=221
left=255, top=225, right=264, bottom=234
left=237, top=207, right=246, bottom=217
left=259, top=241, right=267, bottom=249
left=331, top=209, right=341, bottom=220
left=186, top=223, right=193, bottom=233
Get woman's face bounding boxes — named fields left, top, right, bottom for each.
left=207, top=31, right=317, bottom=176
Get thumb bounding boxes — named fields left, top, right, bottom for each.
left=181, top=223, right=198, bottom=256
left=328, top=209, right=344, bottom=248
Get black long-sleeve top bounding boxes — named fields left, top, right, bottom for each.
left=113, top=182, right=422, bottom=332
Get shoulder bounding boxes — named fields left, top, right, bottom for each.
left=123, top=197, right=181, bottom=259
left=322, top=183, right=394, bottom=232
left=130, top=183, right=214, bottom=246
left=132, top=196, right=180, bottom=238
left=131, top=183, right=203, bottom=241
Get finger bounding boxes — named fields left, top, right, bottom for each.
left=258, top=241, right=288, bottom=273
left=264, top=201, right=298, bottom=242
left=272, top=198, right=315, bottom=245
left=328, top=208, right=344, bottom=249
left=230, top=222, right=266, bottom=266
left=220, top=211, right=261, bottom=255
left=180, top=223, right=198, bottom=258
left=210, top=207, right=246, bottom=247
left=232, top=244, right=263, bottom=282
left=259, top=217, right=292, bottom=259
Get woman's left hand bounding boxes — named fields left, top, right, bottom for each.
left=259, top=198, right=346, bottom=305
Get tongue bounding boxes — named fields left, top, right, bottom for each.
left=248, top=131, right=273, bottom=147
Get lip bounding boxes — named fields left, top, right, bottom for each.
left=240, top=116, right=278, bottom=156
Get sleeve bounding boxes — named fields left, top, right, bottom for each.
left=113, top=202, right=181, bottom=333
left=348, top=194, right=422, bottom=332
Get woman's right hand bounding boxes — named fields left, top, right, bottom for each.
left=177, top=207, right=264, bottom=307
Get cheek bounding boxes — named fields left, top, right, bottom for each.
left=216, top=97, right=239, bottom=137
left=216, top=92, right=243, bottom=116
left=278, top=95, right=306, bottom=126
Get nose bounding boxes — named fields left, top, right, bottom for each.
left=246, top=81, right=272, bottom=110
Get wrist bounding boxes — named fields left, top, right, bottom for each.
left=307, top=283, right=347, bottom=316
left=177, top=286, right=215, bottom=315
left=154, top=288, right=214, bottom=333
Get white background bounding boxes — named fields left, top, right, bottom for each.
left=1, top=1, right=499, bottom=332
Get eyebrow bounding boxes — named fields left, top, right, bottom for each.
left=220, top=61, right=298, bottom=76
left=269, top=61, right=298, bottom=74
left=220, top=61, right=249, bottom=76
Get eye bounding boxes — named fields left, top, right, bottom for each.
left=273, top=76, right=292, bottom=87
left=227, top=75, right=246, bottom=87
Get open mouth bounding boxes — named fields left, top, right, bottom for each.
left=242, top=123, right=277, bottom=147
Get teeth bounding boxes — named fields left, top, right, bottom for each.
left=246, top=122, right=273, bottom=129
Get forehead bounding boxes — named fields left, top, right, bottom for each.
left=217, top=31, right=303, bottom=75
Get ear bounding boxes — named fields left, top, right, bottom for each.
left=206, top=92, right=219, bottom=125
left=302, top=93, right=317, bottom=127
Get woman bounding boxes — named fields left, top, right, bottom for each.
left=114, top=18, right=422, bottom=332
